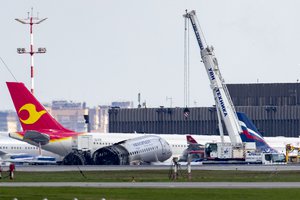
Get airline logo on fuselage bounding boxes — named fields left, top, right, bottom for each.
left=133, top=140, right=151, bottom=147
left=215, top=89, right=228, bottom=117
left=18, top=103, right=47, bottom=125
left=208, top=68, right=215, bottom=81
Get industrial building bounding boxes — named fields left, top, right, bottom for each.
left=48, top=100, right=87, bottom=132
left=109, top=83, right=300, bottom=137
left=0, top=111, right=19, bottom=132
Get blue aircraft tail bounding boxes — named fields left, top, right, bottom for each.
left=237, top=112, right=276, bottom=153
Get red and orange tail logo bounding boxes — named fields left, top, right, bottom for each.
left=18, top=103, right=46, bottom=124
left=7, top=82, right=71, bottom=132
left=186, top=135, right=198, bottom=144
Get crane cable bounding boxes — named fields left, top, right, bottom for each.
left=194, top=15, right=208, bottom=48
left=0, top=56, right=18, bottom=81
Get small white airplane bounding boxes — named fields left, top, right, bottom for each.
left=0, top=132, right=61, bottom=165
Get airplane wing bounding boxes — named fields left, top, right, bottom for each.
left=5, top=155, right=56, bottom=165
left=0, top=150, right=7, bottom=156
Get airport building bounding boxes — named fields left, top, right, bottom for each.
left=0, top=111, right=19, bottom=132
left=49, top=100, right=87, bottom=132
left=108, top=83, right=300, bottom=137
left=48, top=101, right=131, bottom=132
left=88, top=106, right=109, bottom=133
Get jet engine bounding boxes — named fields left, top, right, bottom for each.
left=92, top=144, right=129, bottom=165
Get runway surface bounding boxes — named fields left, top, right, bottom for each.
left=2, top=182, right=300, bottom=188
left=5, top=164, right=300, bottom=172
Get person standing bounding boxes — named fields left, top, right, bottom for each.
left=9, top=163, right=15, bottom=180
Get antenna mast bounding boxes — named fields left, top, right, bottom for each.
left=16, top=8, right=47, bottom=94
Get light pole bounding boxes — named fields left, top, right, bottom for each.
left=16, top=8, right=47, bottom=94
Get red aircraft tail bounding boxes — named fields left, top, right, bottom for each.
left=186, top=135, right=198, bottom=145
left=7, top=82, right=72, bottom=132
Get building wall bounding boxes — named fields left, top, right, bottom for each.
left=88, top=106, right=109, bottom=133
left=227, top=83, right=300, bottom=106
left=109, top=83, right=300, bottom=137
left=0, top=111, right=18, bottom=132
left=108, top=106, right=300, bottom=137
left=50, top=100, right=86, bottom=132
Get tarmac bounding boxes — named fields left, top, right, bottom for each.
left=3, top=164, right=300, bottom=172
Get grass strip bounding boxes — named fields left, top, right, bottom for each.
left=1, top=170, right=300, bottom=182
left=1, top=187, right=300, bottom=200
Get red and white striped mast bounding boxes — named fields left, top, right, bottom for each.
left=15, top=8, right=47, bottom=94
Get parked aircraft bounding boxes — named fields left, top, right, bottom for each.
left=7, top=82, right=173, bottom=165
left=0, top=132, right=60, bottom=165
left=7, top=82, right=298, bottom=164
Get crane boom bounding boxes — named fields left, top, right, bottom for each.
left=183, top=10, right=242, bottom=145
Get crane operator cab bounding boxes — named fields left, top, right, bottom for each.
left=205, top=143, right=218, bottom=159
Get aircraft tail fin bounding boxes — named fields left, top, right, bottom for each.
left=186, top=135, right=198, bottom=145
left=237, top=112, right=276, bottom=152
left=7, top=82, right=72, bottom=132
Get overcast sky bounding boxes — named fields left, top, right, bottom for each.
left=1, top=0, right=299, bottom=110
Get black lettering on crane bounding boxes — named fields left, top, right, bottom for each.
left=215, top=89, right=228, bottom=117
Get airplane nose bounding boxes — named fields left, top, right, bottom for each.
left=164, top=142, right=172, bottom=159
